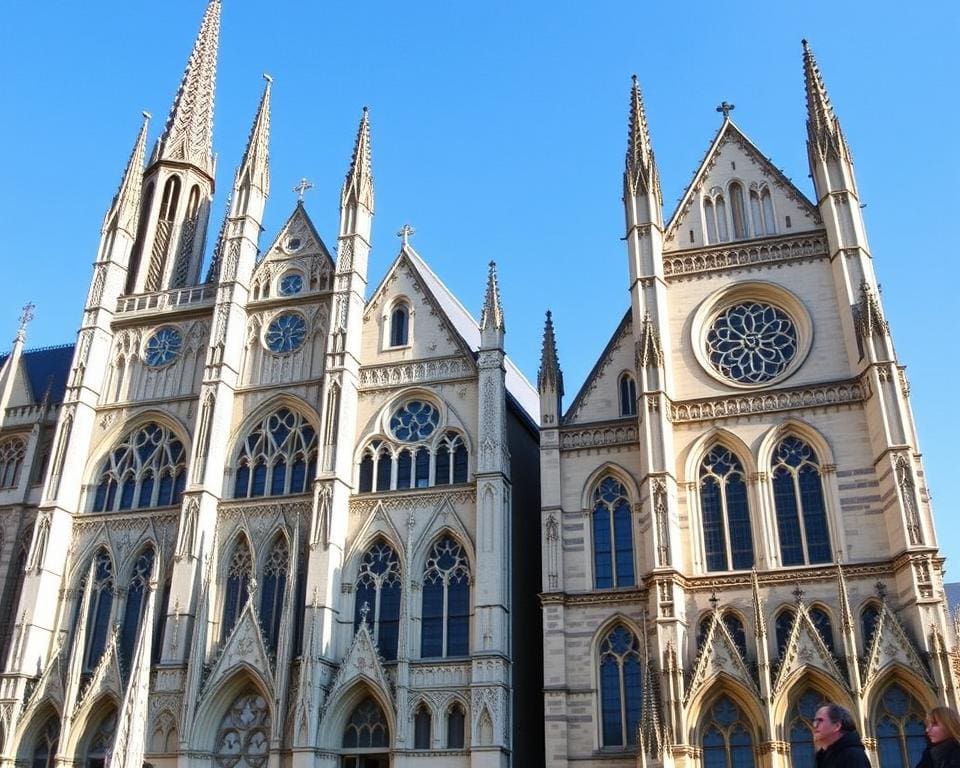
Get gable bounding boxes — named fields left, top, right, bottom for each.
left=664, top=122, right=821, bottom=252
left=251, top=203, right=335, bottom=295
left=563, top=309, right=634, bottom=425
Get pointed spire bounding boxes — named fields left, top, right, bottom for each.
left=235, top=75, right=272, bottom=196
left=624, top=75, right=662, bottom=207
left=802, top=39, right=851, bottom=164
left=538, top=310, right=564, bottom=395
left=751, top=568, right=767, bottom=639
left=156, top=0, right=220, bottom=175
left=479, top=261, right=505, bottom=332
left=341, top=106, right=374, bottom=212
left=104, top=112, right=150, bottom=236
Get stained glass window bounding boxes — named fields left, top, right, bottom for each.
left=354, top=541, right=401, bottom=661
left=0, top=437, right=26, bottom=488
left=809, top=607, right=835, bottom=654
left=861, top=603, right=881, bottom=652
left=599, top=625, right=642, bottom=747
left=619, top=374, right=637, bottom=417
left=222, top=539, right=252, bottom=642
left=414, top=706, right=431, bottom=749
left=85, top=549, right=114, bottom=670
left=234, top=408, right=317, bottom=498
left=119, top=546, right=154, bottom=676
left=278, top=272, right=303, bottom=296
left=775, top=609, right=795, bottom=657
left=700, top=446, right=754, bottom=571
left=592, top=477, right=635, bottom=589
left=706, top=302, right=797, bottom=384
left=875, top=684, right=926, bottom=768
left=390, top=400, right=439, bottom=442
left=260, top=537, right=288, bottom=655
left=213, top=692, right=271, bottom=768
left=92, top=423, right=186, bottom=512
left=390, top=304, right=409, bottom=347
left=264, top=312, right=307, bottom=354
left=787, top=690, right=828, bottom=768
left=772, top=437, right=830, bottom=566
left=31, top=716, right=59, bottom=768
left=701, top=696, right=755, bottom=768
left=144, top=327, right=183, bottom=367
left=421, top=537, right=470, bottom=658
left=343, top=698, right=388, bottom=748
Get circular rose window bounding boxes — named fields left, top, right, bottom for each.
left=705, top=301, right=798, bottom=384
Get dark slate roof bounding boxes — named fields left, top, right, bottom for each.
left=0, top=344, right=75, bottom=404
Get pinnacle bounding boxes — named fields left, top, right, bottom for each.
left=105, top=112, right=150, bottom=236
left=480, top=261, right=505, bottom=332
left=538, top=310, right=563, bottom=395
left=802, top=39, right=849, bottom=163
left=341, top=107, right=374, bottom=213
left=235, top=76, right=272, bottom=196
left=624, top=75, right=661, bottom=206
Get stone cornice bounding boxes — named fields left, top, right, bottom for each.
left=358, top=355, right=474, bottom=390
left=663, top=233, right=829, bottom=280
left=559, top=419, right=639, bottom=451
left=349, top=486, right=475, bottom=515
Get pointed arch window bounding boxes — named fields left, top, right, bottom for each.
left=700, top=446, right=754, bottom=572
left=809, top=607, right=835, bottom=655
left=414, top=705, right=431, bottom=749
left=771, top=437, right=831, bottom=566
left=421, top=536, right=470, bottom=658
left=354, top=541, right=401, bottom=661
left=447, top=703, right=466, bottom=749
left=729, top=182, right=748, bottom=239
left=159, top=176, right=181, bottom=222
left=260, top=537, right=289, bottom=656
left=701, top=696, right=755, bottom=768
left=875, top=684, right=926, bottom=768
left=343, top=697, right=389, bottom=749
left=599, top=624, right=642, bottom=747
left=775, top=608, right=795, bottom=657
left=715, top=197, right=729, bottom=241
left=234, top=407, right=317, bottom=498
left=619, top=374, right=637, bottom=417
left=435, top=431, right=468, bottom=485
left=592, top=477, right=635, bottom=589
left=389, top=303, right=409, bottom=347
left=787, top=690, right=829, bottom=768
left=92, top=423, right=186, bottom=512
left=761, top=189, right=776, bottom=235
left=359, top=430, right=468, bottom=492
left=84, top=710, right=117, bottom=768
left=861, top=602, right=881, bottom=652
left=213, top=692, right=271, bottom=768
left=0, top=437, right=26, bottom=488
left=84, top=549, right=115, bottom=670
left=221, top=539, right=252, bottom=642
left=31, top=715, right=59, bottom=768
left=119, top=546, right=155, bottom=676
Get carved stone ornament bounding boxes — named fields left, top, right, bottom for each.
left=771, top=602, right=848, bottom=695
left=320, top=622, right=393, bottom=723
left=861, top=600, right=933, bottom=687
left=201, top=601, right=275, bottom=701
left=685, top=611, right=759, bottom=704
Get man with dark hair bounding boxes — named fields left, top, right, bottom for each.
left=813, top=703, right=872, bottom=768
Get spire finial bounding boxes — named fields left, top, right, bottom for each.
left=538, top=310, right=564, bottom=395
left=624, top=75, right=661, bottom=207
left=293, top=178, right=313, bottom=202
left=341, top=106, right=374, bottom=213
left=480, top=261, right=505, bottom=333
left=156, top=0, right=221, bottom=175
left=16, top=302, right=35, bottom=343
left=716, top=101, right=735, bottom=119
left=235, top=76, right=272, bottom=197
left=803, top=39, right=851, bottom=163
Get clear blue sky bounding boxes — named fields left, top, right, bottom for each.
left=3, top=2, right=958, bottom=571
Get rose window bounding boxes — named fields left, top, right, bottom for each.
left=389, top=400, right=440, bottom=442
left=264, top=312, right=307, bottom=354
left=144, top=327, right=183, bottom=367
left=278, top=272, right=303, bottom=296
left=705, top=301, right=797, bottom=384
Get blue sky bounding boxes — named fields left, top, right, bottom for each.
left=3, top=2, right=958, bottom=571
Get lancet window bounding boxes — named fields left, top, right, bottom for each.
left=750, top=186, right=777, bottom=236
left=729, top=182, right=748, bottom=239
left=700, top=446, right=754, bottom=572
left=592, top=477, right=635, bottom=589
left=598, top=624, right=642, bottom=747
left=701, top=696, right=756, bottom=768
left=421, top=536, right=470, bottom=658
left=119, top=546, right=155, bottom=675
left=771, top=437, right=831, bottom=566
left=619, top=374, right=637, bottom=417
left=221, top=538, right=252, bottom=642
left=0, top=437, right=26, bottom=488
left=354, top=541, right=401, bottom=661
left=787, top=690, right=829, bottom=768
left=260, top=537, right=288, bottom=656
left=213, top=692, right=271, bottom=768
left=875, top=684, right=926, bottom=768
left=357, top=429, right=468, bottom=493
left=389, top=302, right=410, bottom=347
left=84, top=711, right=117, bottom=768
left=861, top=603, right=881, bottom=652
left=413, top=706, right=431, bottom=749
left=92, top=423, right=186, bottom=512
left=233, top=407, right=317, bottom=498
left=84, top=549, right=114, bottom=670
left=343, top=698, right=389, bottom=749
left=31, top=716, right=59, bottom=768
left=447, top=703, right=465, bottom=748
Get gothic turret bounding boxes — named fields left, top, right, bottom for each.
left=479, top=260, right=505, bottom=349
left=537, top=310, right=563, bottom=426
left=126, top=0, right=220, bottom=294
left=234, top=75, right=271, bottom=205
left=803, top=39, right=856, bottom=197
left=624, top=75, right=662, bottom=225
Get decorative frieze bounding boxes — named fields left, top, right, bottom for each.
left=670, top=380, right=865, bottom=423
left=408, top=662, right=471, bottom=689
left=559, top=422, right=638, bottom=451
left=349, top=488, right=474, bottom=516
left=663, top=234, right=829, bottom=279
left=358, top=356, right=473, bottom=389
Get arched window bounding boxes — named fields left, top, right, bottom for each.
left=343, top=697, right=389, bottom=748
left=234, top=408, right=317, bottom=498
left=704, top=198, right=719, bottom=244
left=84, top=710, right=117, bottom=768
left=159, top=176, right=181, bottom=222
left=787, top=690, right=829, bottom=768
left=84, top=549, right=114, bottom=670
left=421, top=536, right=470, bottom=658
left=861, top=603, right=881, bottom=652
left=771, top=437, right=831, bottom=566
left=31, top=715, right=59, bottom=768
left=92, top=423, right=186, bottom=512
left=447, top=703, right=465, bottom=749
left=749, top=190, right=763, bottom=237
left=715, top=197, right=729, bottom=241
left=775, top=608, right=795, bottom=657
left=435, top=431, right=468, bottom=485
left=761, top=189, right=776, bottom=235
left=414, top=705, right=431, bottom=749
left=0, top=437, right=26, bottom=488
left=599, top=625, right=641, bottom=747
left=701, top=696, right=755, bottom=768
left=354, top=541, right=401, bottom=661
left=214, top=692, right=271, bottom=768
left=186, top=185, right=201, bottom=219
left=875, top=684, right=926, bottom=768
left=119, top=546, right=155, bottom=676
left=592, top=477, right=635, bottom=589
left=700, top=446, right=754, bottom=572
left=358, top=440, right=387, bottom=493
left=260, top=536, right=288, bottom=656
left=729, top=182, right=747, bottom=240
left=221, top=539, right=252, bottom=642
left=808, top=607, right=835, bottom=655
left=619, top=374, right=637, bottom=417
left=389, top=303, right=409, bottom=347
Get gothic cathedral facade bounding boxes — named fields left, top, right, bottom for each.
left=0, top=3, right=543, bottom=768
left=537, top=44, right=957, bottom=768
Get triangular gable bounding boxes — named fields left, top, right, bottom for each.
left=563, top=308, right=633, bottom=425
left=344, top=501, right=405, bottom=564
left=412, top=495, right=474, bottom=559
left=21, top=634, right=67, bottom=720
left=73, top=631, right=123, bottom=718
left=861, top=602, right=932, bottom=688
left=664, top=120, right=821, bottom=251
left=201, top=600, right=275, bottom=700
left=321, top=622, right=393, bottom=717
left=685, top=611, right=758, bottom=704
left=252, top=202, right=335, bottom=286
left=773, top=604, right=848, bottom=694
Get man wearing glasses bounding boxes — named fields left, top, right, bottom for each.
left=813, top=704, right=872, bottom=768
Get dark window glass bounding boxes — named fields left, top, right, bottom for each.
left=260, top=539, right=288, bottom=655
left=221, top=540, right=252, bottom=642
left=619, top=375, right=637, bottom=416
left=599, top=625, right=642, bottom=747
left=775, top=610, right=795, bottom=656
left=353, top=541, right=401, bottom=661
left=396, top=450, right=412, bottom=490
left=390, top=305, right=409, bottom=346
left=701, top=696, right=755, bottom=768
left=435, top=445, right=450, bottom=486
left=700, top=446, right=754, bottom=571
left=85, top=551, right=115, bottom=670
left=421, top=537, right=470, bottom=658
left=452, top=443, right=468, bottom=483
left=447, top=705, right=465, bottom=748
left=343, top=698, right=389, bottom=748
left=809, top=607, right=835, bottom=654
left=92, top=424, right=185, bottom=512
left=358, top=455, right=373, bottom=492
left=772, top=437, right=831, bottom=565
left=414, top=707, right=431, bottom=749
left=119, top=548, right=154, bottom=676
left=415, top=447, right=430, bottom=488
left=234, top=409, right=318, bottom=499
left=592, top=478, right=633, bottom=588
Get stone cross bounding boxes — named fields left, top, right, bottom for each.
left=792, top=584, right=805, bottom=603
left=716, top=101, right=736, bottom=119
left=293, top=177, right=314, bottom=202
left=397, top=224, right=416, bottom=246
left=360, top=600, right=371, bottom=627
left=16, top=301, right=35, bottom=343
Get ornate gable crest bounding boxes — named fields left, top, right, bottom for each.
left=412, top=496, right=473, bottom=557
left=201, top=599, right=275, bottom=701
left=346, top=501, right=405, bottom=563
left=773, top=603, right=848, bottom=694
left=861, top=601, right=932, bottom=688
left=21, top=633, right=67, bottom=719
left=252, top=203, right=334, bottom=288
left=685, top=611, right=758, bottom=704
left=320, top=621, right=393, bottom=721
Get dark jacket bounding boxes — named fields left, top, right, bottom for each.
left=816, top=730, right=872, bottom=768
left=917, top=740, right=960, bottom=768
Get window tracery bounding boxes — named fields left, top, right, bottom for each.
left=700, top=446, right=754, bottom=571
left=84, top=549, right=114, bottom=670
left=787, top=690, right=828, bottom=768
left=875, top=684, right=926, bottom=768
left=234, top=407, right=317, bottom=498
left=84, top=710, right=117, bottom=768
left=222, top=539, right=252, bottom=641
left=264, top=312, right=307, bottom=354
left=0, top=437, right=26, bottom=488
left=701, top=696, right=755, bottom=768
left=771, top=437, right=831, bottom=566
left=354, top=541, right=401, bottom=661
left=421, top=536, right=470, bottom=658
left=775, top=608, right=795, bottom=657
left=30, top=715, right=59, bottom=768
left=357, top=429, right=468, bottom=493
left=808, top=606, right=835, bottom=654
left=260, top=537, right=288, bottom=655
left=213, top=692, right=271, bottom=768
left=705, top=302, right=798, bottom=385
left=92, top=423, right=186, bottom=512
left=342, top=697, right=389, bottom=748
left=119, top=546, right=155, bottom=675
left=591, top=477, right=635, bottom=589
left=390, top=400, right=439, bottom=442
left=598, top=624, right=641, bottom=747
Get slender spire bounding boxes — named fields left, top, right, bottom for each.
left=802, top=39, right=851, bottom=164
left=235, top=75, right=272, bottom=196
left=341, top=106, right=374, bottom=212
left=624, top=75, right=662, bottom=207
left=156, top=0, right=220, bottom=175
left=538, top=310, right=563, bottom=395
left=104, top=112, right=150, bottom=236
left=479, top=261, right=505, bottom=332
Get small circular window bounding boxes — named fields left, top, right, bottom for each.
left=264, top=312, right=307, bottom=354
left=284, top=236, right=303, bottom=253
left=705, top=301, right=798, bottom=384
left=389, top=400, right=440, bottom=442
left=278, top=272, right=303, bottom=296
left=144, top=327, right=183, bottom=367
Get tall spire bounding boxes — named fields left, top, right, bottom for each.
left=624, top=75, right=662, bottom=208
left=341, top=106, right=374, bottom=213
left=235, top=75, right=272, bottom=196
left=802, top=39, right=851, bottom=164
left=480, top=261, right=505, bottom=332
left=156, top=0, right=220, bottom=176
left=104, top=112, right=150, bottom=236
left=538, top=311, right=563, bottom=395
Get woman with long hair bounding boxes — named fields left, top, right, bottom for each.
left=917, top=707, right=960, bottom=768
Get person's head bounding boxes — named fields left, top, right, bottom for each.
left=813, top=704, right=856, bottom=749
left=926, top=707, right=960, bottom=745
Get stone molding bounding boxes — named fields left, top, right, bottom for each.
left=349, top=487, right=474, bottom=515
left=559, top=421, right=639, bottom=451
left=358, top=356, right=473, bottom=389
left=663, top=233, right=829, bottom=280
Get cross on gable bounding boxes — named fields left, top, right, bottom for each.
left=716, top=101, right=736, bottom=119
left=397, top=224, right=416, bottom=246
left=16, top=301, right=35, bottom=342
left=293, top=177, right=314, bottom=202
